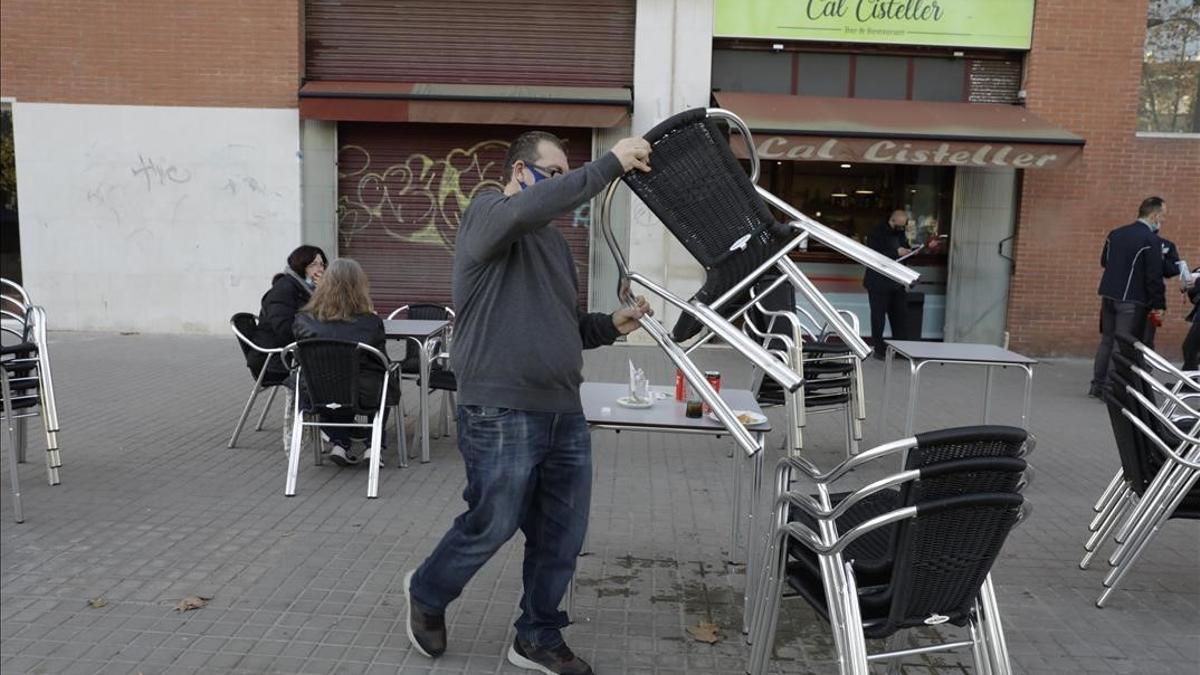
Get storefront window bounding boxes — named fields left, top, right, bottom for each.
left=751, top=160, right=955, bottom=339
left=1139, top=0, right=1200, bottom=134
left=756, top=160, right=955, bottom=259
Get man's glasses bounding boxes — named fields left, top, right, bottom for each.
left=527, top=164, right=563, bottom=181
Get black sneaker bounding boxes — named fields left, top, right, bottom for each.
left=404, top=570, right=446, bottom=657
left=1087, top=384, right=1104, bottom=399
left=507, top=636, right=593, bottom=675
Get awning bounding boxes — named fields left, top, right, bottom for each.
left=299, top=82, right=631, bottom=128
left=713, top=92, right=1085, bottom=169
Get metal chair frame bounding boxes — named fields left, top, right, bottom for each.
left=282, top=339, right=408, bottom=499
left=386, top=304, right=457, bottom=438
left=1, top=279, right=62, bottom=524
left=746, top=290, right=865, bottom=457
left=1080, top=338, right=1199, bottom=607
left=227, top=313, right=289, bottom=448
left=746, top=441, right=1030, bottom=674
left=598, top=107, right=917, bottom=459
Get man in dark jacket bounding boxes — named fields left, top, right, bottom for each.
left=1141, top=234, right=1180, bottom=349
left=404, top=131, right=652, bottom=675
left=864, top=209, right=912, bottom=359
left=1088, top=197, right=1167, bottom=397
left=1183, top=266, right=1200, bottom=371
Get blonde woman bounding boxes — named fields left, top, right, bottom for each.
left=292, top=258, right=395, bottom=465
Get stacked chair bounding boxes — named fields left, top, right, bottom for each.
left=746, top=275, right=867, bottom=458
left=597, top=107, right=917, bottom=461
left=1, top=278, right=63, bottom=523
left=1080, top=333, right=1199, bottom=607
left=747, top=426, right=1033, bottom=674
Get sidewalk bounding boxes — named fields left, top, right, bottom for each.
left=1, top=331, right=1197, bottom=674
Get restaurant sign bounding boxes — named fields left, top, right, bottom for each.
left=714, top=0, right=1036, bottom=51
left=733, top=135, right=1082, bottom=170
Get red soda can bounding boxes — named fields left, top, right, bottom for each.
left=675, top=368, right=686, bottom=401
left=702, top=370, right=721, bottom=414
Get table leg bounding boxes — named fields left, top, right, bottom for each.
left=419, top=338, right=431, bottom=463
left=742, top=433, right=765, bottom=635
left=904, top=360, right=921, bottom=437
left=731, top=441, right=745, bottom=562
left=983, top=365, right=995, bottom=424
left=880, top=346, right=894, bottom=440
left=1021, top=366, right=1035, bottom=429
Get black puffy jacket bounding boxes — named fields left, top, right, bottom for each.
left=292, top=312, right=397, bottom=408
left=254, top=271, right=314, bottom=350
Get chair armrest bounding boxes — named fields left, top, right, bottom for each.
left=774, top=436, right=918, bottom=485
left=230, top=322, right=285, bottom=355
left=386, top=305, right=411, bottom=320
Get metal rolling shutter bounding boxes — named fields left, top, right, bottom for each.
left=337, top=123, right=593, bottom=314
left=306, top=1, right=635, bottom=87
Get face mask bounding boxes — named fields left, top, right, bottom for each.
left=517, top=164, right=557, bottom=190
left=1148, top=219, right=1161, bottom=232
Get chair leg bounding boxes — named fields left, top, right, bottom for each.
left=394, top=404, right=408, bottom=469
left=367, top=416, right=383, bottom=499
left=3, top=384, right=26, bottom=524
left=285, top=411, right=304, bottom=497
left=254, top=386, right=279, bottom=431
left=14, top=416, right=26, bottom=463
left=310, top=426, right=323, bottom=467
left=228, top=378, right=267, bottom=448
left=978, top=576, right=1013, bottom=674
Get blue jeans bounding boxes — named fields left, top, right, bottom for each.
left=411, top=406, right=591, bottom=649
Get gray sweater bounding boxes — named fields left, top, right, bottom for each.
left=451, top=152, right=625, bottom=413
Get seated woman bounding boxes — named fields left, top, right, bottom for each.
left=293, top=258, right=397, bottom=466
left=253, top=245, right=327, bottom=361
left=250, top=245, right=326, bottom=452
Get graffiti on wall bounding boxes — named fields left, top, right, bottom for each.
left=337, top=141, right=592, bottom=252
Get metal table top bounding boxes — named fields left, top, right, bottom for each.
left=383, top=319, right=450, bottom=340
left=581, top=383, right=771, bottom=433
left=885, top=340, right=1038, bottom=365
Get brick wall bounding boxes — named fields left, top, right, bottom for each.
left=1011, top=0, right=1200, bottom=357
left=0, top=0, right=299, bottom=108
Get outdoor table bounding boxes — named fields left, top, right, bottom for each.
left=574, top=382, right=771, bottom=623
left=384, top=319, right=451, bottom=463
left=881, top=340, right=1038, bottom=437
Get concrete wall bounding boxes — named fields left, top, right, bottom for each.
left=628, top=0, right=715, bottom=343
left=14, top=103, right=301, bottom=333
left=1009, top=0, right=1200, bottom=356
left=301, top=119, right=339, bottom=259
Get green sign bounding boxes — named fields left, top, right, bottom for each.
left=714, top=0, right=1035, bottom=50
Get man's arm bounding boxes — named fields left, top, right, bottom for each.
left=460, top=154, right=624, bottom=262
left=1145, top=235, right=1166, bottom=310
left=1162, top=239, right=1181, bottom=279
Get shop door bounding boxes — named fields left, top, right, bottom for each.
left=336, top=123, right=592, bottom=314
left=944, top=167, right=1018, bottom=345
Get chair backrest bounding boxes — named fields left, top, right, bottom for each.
left=906, top=425, right=1029, bottom=468
left=1103, top=371, right=1155, bottom=494
left=880, top=493, right=1024, bottom=634
left=291, top=339, right=362, bottom=411
left=1, top=278, right=33, bottom=344
left=621, top=108, right=788, bottom=341
left=231, top=312, right=260, bottom=362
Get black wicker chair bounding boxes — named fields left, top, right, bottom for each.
left=1081, top=335, right=1199, bottom=607
left=597, top=106, right=918, bottom=459
left=1, top=278, right=62, bottom=523
left=228, top=312, right=291, bottom=448
left=747, top=431, right=1031, bottom=674
left=283, top=338, right=406, bottom=499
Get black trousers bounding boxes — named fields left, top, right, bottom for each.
left=1182, top=311, right=1200, bottom=371
left=868, top=286, right=909, bottom=353
left=1091, top=298, right=1148, bottom=388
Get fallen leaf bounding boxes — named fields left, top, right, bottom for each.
left=87, top=597, right=107, bottom=608
left=686, top=621, right=720, bottom=644
left=174, top=595, right=211, bottom=612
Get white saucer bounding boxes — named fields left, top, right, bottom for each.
left=616, top=396, right=654, bottom=409
left=706, top=409, right=767, bottom=426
